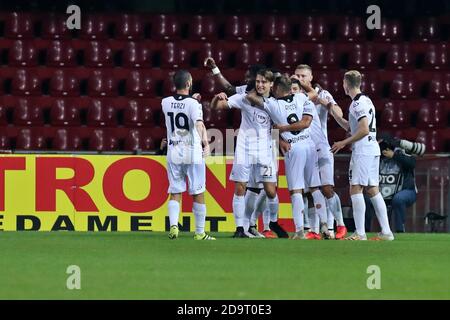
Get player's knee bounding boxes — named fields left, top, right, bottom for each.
left=321, top=185, right=334, bottom=198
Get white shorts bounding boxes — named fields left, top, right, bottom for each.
left=285, top=141, right=321, bottom=191
left=246, top=140, right=279, bottom=188
left=317, top=144, right=334, bottom=186
left=167, top=161, right=206, bottom=195
left=230, top=160, right=277, bottom=184
left=349, top=154, right=380, bottom=186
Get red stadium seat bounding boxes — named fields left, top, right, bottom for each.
left=89, top=129, right=119, bottom=151
left=50, top=70, right=80, bottom=97
left=16, top=128, right=47, bottom=150
left=8, top=40, right=38, bottom=67
left=126, top=71, right=155, bottom=98
left=160, top=42, right=189, bottom=69
left=200, top=75, right=218, bottom=99
left=124, top=100, right=153, bottom=127
left=373, top=19, right=403, bottom=43
left=417, top=101, right=447, bottom=129
left=423, top=44, right=448, bottom=70
left=50, top=99, right=81, bottom=126
left=380, top=101, right=410, bottom=129
left=347, top=44, right=378, bottom=70
left=386, top=44, right=414, bottom=70
left=150, top=126, right=166, bottom=145
left=52, top=128, right=83, bottom=151
left=85, top=41, right=114, bottom=68
left=197, top=42, right=229, bottom=69
left=122, top=42, right=152, bottom=68
left=46, top=41, right=77, bottom=67
left=361, top=72, right=382, bottom=97
left=0, top=104, right=8, bottom=125
left=262, top=15, right=290, bottom=41
left=235, top=43, right=265, bottom=69
left=162, top=71, right=176, bottom=96
left=413, top=18, right=440, bottom=42
left=225, top=16, right=254, bottom=41
left=11, top=69, right=41, bottom=96
left=115, top=14, right=145, bottom=40
left=416, top=130, right=444, bottom=153
left=0, top=133, right=11, bottom=150
left=299, top=16, right=328, bottom=42
left=79, top=14, right=109, bottom=40
left=311, top=44, right=338, bottom=70
left=12, top=98, right=44, bottom=126
left=41, top=14, right=71, bottom=39
left=189, top=15, right=217, bottom=41
left=5, top=12, right=34, bottom=39
left=314, top=71, right=345, bottom=99
left=124, top=129, right=155, bottom=152
left=87, top=99, right=117, bottom=127
left=87, top=70, right=118, bottom=97
left=428, top=74, right=450, bottom=99
left=273, top=43, right=301, bottom=70
left=337, top=17, right=365, bottom=42
left=204, top=106, right=227, bottom=129
left=389, top=73, right=420, bottom=99
left=151, top=15, right=180, bottom=40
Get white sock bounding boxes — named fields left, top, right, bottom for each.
left=267, top=195, right=279, bottom=222
left=263, top=208, right=270, bottom=230
left=291, top=193, right=304, bottom=232
left=168, top=200, right=180, bottom=227
left=351, top=193, right=366, bottom=236
left=312, top=190, right=327, bottom=224
left=193, top=202, right=206, bottom=234
left=308, top=207, right=318, bottom=233
left=370, top=193, right=393, bottom=235
left=244, top=190, right=258, bottom=230
left=250, top=190, right=267, bottom=226
left=327, top=201, right=335, bottom=230
left=303, top=196, right=310, bottom=229
left=232, top=194, right=245, bottom=228
left=332, top=193, right=345, bottom=226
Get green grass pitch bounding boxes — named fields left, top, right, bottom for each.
left=0, top=232, right=449, bottom=300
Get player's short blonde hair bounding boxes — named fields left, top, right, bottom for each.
left=344, top=70, right=362, bottom=88
left=295, top=64, right=312, bottom=72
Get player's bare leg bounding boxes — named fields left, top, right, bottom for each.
left=322, top=185, right=347, bottom=239
left=366, top=186, right=394, bottom=241
left=346, top=185, right=367, bottom=240
left=232, top=182, right=249, bottom=238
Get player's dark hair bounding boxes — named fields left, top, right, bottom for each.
left=173, top=70, right=192, bottom=90
left=291, top=78, right=301, bottom=86
left=256, top=68, right=274, bottom=82
left=248, top=64, right=266, bottom=78
left=344, top=70, right=362, bottom=88
left=273, top=75, right=292, bottom=93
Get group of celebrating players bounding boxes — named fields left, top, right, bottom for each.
left=161, top=58, right=395, bottom=242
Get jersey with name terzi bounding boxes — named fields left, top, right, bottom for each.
left=227, top=92, right=272, bottom=158
left=263, top=93, right=314, bottom=144
left=349, top=93, right=380, bottom=156
left=162, top=94, right=203, bottom=162
left=314, top=88, right=337, bottom=138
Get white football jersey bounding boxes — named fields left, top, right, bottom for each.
left=162, top=94, right=203, bottom=162
left=235, top=85, right=247, bottom=94
left=315, top=89, right=337, bottom=138
left=262, top=93, right=314, bottom=144
left=348, top=93, right=380, bottom=156
left=308, top=99, right=330, bottom=147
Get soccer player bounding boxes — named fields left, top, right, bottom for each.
left=161, top=70, right=215, bottom=240
left=247, top=75, right=320, bottom=239
left=211, top=69, right=287, bottom=238
left=294, top=64, right=348, bottom=239
left=331, top=70, right=394, bottom=241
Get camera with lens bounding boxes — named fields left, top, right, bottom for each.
left=378, top=133, right=426, bottom=156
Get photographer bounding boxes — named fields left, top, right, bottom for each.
left=365, top=136, right=419, bottom=233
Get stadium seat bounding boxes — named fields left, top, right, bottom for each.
left=423, top=44, right=448, bottom=70
left=87, top=70, right=118, bottom=97
left=87, top=99, right=117, bottom=127
left=122, top=42, right=152, bottom=68
left=126, top=71, right=155, bottom=97
left=379, top=101, right=409, bottom=129
left=299, top=16, right=328, bottom=42
left=273, top=43, right=301, bottom=70
left=413, top=18, right=440, bottom=42
left=360, top=72, right=382, bottom=97
left=386, top=44, right=414, bottom=70
left=12, top=98, right=44, bottom=126
left=189, top=15, right=217, bottom=41
left=50, top=70, right=80, bottom=97
left=8, top=40, right=38, bottom=67
left=416, top=130, right=444, bottom=153
left=314, top=71, right=345, bottom=99
left=373, top=19, right=403, bottom=42
left=235, top=43, right=265, bottom=69
left=337, top=17, right=365, bottom=42
left=150, top=126, right=166, bottom=145
left=52, top=128, right=83, bottom=151
left=151, top=14, right=180, bottom=40
left=347, top=44, right=378, bottom=70
left=160, top=42, right=189, bottom=69
left=41, top=14, right=71, bottom=39
left=11, top=69, right=41, bottom=96
left=123, top=100, right=153, bottom=127
left=115, top=14, right=145, bottom=40
left=46, top=41, right=77, bottom=67
left=200, top=75, right=218, bottom=99
left=311, top=44, right=337, bottom=70
left=50, top=99, right=81, bottom=126
left=0, top=133, right=11, bottom=150
left=124, top=129, right=155, bottom=151
left=162, top=72, right=176, bottom=97
left=0, top=104, right=7, bottom=125
left=16, top=128, right=47, bottom=150
left=88, top=129, right=119, bottom=151
left=417, top=102, right=447, bottom=129
left=5, top=12, right=34, bottom=39
left=389, top=73, right=420, bottom=99
left=262, top=15, right=290, bottom=41
left=79, top=14, right=109, bottom=40
left=428, top=74, right=450, bottom=99
left=225, top=15, right=254, bottom=41
left=197, top=42, right=229, bottom=69
left=85, top=41, right=114, bottom=68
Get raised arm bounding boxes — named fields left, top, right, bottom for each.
left=211, top=92, right=230, bottom=110
left=204, top=57, right=236, bottom=96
